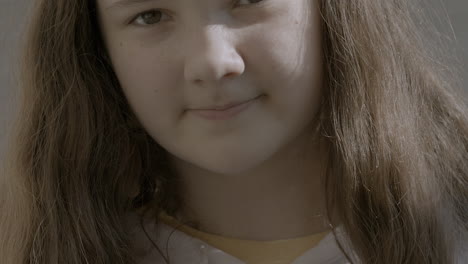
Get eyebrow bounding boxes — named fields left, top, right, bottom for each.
left=107, top=0, right=162, bottom=10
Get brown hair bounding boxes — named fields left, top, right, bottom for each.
left=1, top=0, right=467, bottom=263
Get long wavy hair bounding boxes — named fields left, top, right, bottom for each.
left=1, top=0, right=467, bottom=263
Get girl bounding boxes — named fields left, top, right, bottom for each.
left=1, top=0, right=467, bottom=263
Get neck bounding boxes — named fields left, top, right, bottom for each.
left=168, top=134, right=336, bottom=241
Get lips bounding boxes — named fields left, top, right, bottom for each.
left=188, top=95, right=263, bottom=121
left=193, top=95, right=263, bottom=111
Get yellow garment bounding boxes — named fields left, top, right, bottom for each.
left=159, top=212, right=330, bottom=264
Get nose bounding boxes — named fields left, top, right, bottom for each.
left=183, top=25, right=245, bottom=85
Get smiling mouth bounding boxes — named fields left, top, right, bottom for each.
left=194, top=94, right=264, bottom=111
left=188, top=95, right=264, bottom=121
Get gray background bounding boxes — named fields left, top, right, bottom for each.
left=1, top=0, right=467, bottom=159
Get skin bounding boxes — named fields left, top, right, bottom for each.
left=98, top=0, right=332, bottom=241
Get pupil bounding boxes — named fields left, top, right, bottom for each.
left=143, top=11, right=161, bottom=24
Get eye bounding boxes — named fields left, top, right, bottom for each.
left=130, top=0, right=267, bottom=26
left=130, top=9, right=168, bottom=26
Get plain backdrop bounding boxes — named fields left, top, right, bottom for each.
left=1, top=0, right=467, bottom=160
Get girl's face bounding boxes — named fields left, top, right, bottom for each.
left=98, top=0, right=324, bottom=174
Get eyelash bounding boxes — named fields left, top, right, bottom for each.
left=129, top=0, right=268, bottom=27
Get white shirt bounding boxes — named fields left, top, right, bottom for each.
left=125, top=212, right=358, bottom=264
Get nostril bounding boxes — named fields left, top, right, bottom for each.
left=224, top=72, right=238, bottom=79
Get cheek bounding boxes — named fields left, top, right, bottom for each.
left=247, top=20, right=323, bottom=120
left=107, top=44, right=183, bottom=134
left=110, top=43, right=170, bottom=92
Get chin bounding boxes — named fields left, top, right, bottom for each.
left=195, top=151, right=272, bottom=176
